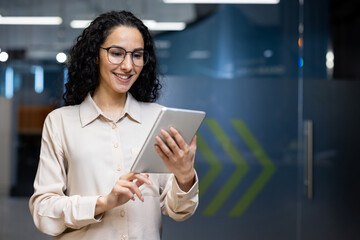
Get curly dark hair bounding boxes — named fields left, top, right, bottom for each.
left=63, top=11, right=162, bottom=105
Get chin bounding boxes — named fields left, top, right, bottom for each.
left=114, top=86, right=132, bottom=94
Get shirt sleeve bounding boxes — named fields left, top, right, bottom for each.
left=28, top=112, right=102, bottom=236
left=160, top=172, right=199, bottom=222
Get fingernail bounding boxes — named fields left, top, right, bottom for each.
left=140, top=196, right=144, bottom=202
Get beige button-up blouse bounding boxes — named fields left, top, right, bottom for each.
left=29, top=93, right=199, bottom=240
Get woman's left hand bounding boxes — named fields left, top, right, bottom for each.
left=154, top=127, right=196, bottom=192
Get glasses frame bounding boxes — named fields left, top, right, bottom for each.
left=100, top=46, right=149, bottom=67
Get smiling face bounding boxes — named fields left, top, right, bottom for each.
left=97, top=25, right=144, bottom=98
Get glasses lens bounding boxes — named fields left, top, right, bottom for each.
left=106, top=47, right=149, bottom=66
left=132, top=50, right=149, bottom=66
left=108, top=48, right=126, bottom=64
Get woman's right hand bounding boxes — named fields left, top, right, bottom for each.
left=95, top=172, right=151, bottom=216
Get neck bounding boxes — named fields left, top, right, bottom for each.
left=92, top=89, right=127, bottom=121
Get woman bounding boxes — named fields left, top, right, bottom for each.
left=29, top=11, right=198, bottom=240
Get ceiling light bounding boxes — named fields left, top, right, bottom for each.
left=56, top=52, right=67, bottom=63
left=0, top=16, right=62, bottom=25
left=143, top=20, right=186, bottom=31
left=0, top=51, right=9, bottom=62
left=70, top=20, right=91, bottom=29
left=326, top=51, right=334, bottom=61
left=70, top=19, right=186, bottom=31
left=163, top=0, right=279, bottom=4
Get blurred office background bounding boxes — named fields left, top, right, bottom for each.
left=0, top=0, right=359, bottom=239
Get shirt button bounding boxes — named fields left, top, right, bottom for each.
left=112, top=124, right=116, bottom=129
left=120, top=210, right=125, bottom=217
left=114, top=143, right=118, bottom=148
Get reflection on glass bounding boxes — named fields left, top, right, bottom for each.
left=31, top=66, right=44, bottom=94
left=5, top=67, right=14, bottom=98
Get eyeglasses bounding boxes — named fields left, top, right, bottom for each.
left=100, top=46, right=149, bottom=67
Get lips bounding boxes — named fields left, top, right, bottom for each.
left=114, top=73, right=132, bottom=82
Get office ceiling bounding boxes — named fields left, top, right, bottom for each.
left=0, top=0, right=215, bottom=60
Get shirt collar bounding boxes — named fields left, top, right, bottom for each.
left=79, top=92, right=141, bottom=127
left=122, top=92, right=141, bottom=124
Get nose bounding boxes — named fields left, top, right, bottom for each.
left=120, top=53, right=133, bottom=71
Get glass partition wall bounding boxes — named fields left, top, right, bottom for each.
left=157, top=3, right=300, bottom=239
left=156, top=1, right=360, bottom=239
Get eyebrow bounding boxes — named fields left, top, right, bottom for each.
left=109, top=45, right=144, bottom=51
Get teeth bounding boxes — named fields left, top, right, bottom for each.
left=115, top=73, right=130, bottom=79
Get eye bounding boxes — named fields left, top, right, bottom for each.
left=109, top=48, right=125, bottom=57
left=133, top=51, right=144, bottom=59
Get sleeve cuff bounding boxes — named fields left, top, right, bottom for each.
left=164, top=171, right=199, bottom=221
left=172, top=171, right=199, bottom=198
left=73, top=196, right=103, bottom=226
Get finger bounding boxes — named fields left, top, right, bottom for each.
left=160, top=129, right=181, bottom=154
left=155, top=145, right=175, bottom=172
left=135, top=180, right=145, bottom=188
left=120, top=172, right=150, bottom=185
left=118, top=173, right=151, bottom=195
left=165, top=128, right=187, bottom=159
left=119, top=172, right=137, bottom=181
left=133, top=178, right=147, bottom=188
left=133, top=173, right=152, bottom=185
left=120, top=180, right=144, bottom=202
left=113, top=183, right=135, bottom=200
left=126, top=173, right=152, bottom=198
left=169, top=127, right=188, bottom=150
left=154, top=144, right=169, bottom=161
left=189, top=135, right=197, bottom=152
left=155, top=134, right=174, bottom=157
left=119, top=188, right=136, bottom=201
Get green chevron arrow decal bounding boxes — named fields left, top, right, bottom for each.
left=203, top=119, right=249, bottom=216
left=197, top=134, right=223, bottom=197
left=229, top=119, right=276, bottom=216
left=197, top=119, right=276, bottom=217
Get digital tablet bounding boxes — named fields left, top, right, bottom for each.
left=130, top=107, right=206, bottom=173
